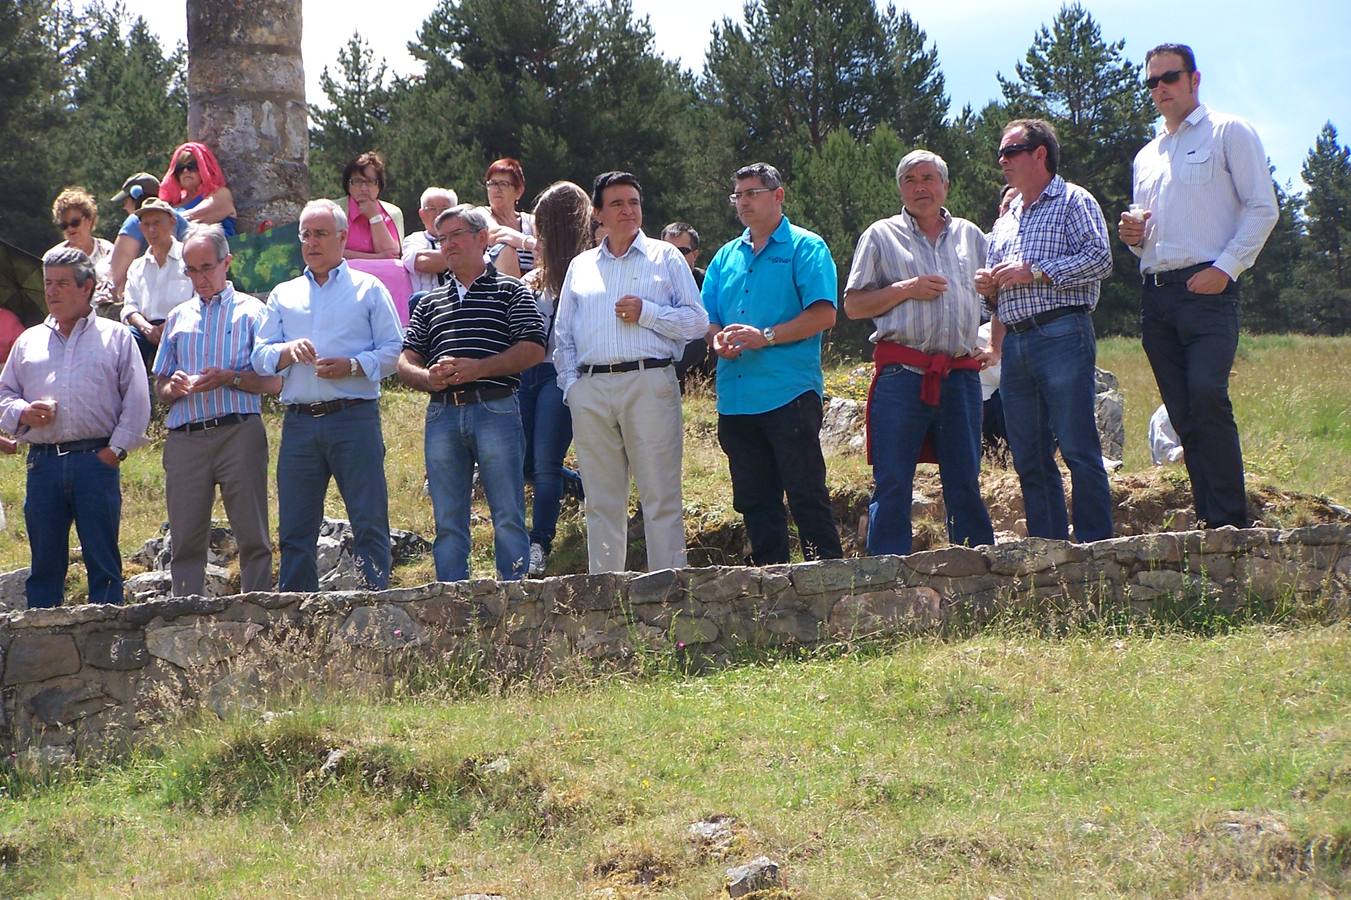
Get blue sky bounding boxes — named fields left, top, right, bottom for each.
left=117, top=0, right=1349, bottom=193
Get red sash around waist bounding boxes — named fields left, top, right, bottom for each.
left=865, top=341, right=982, bottom=465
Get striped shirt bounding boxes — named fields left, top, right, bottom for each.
left=252, top=261, right=404, bottom=405
left=402, top=263, right=545, bottom=392
left=151, top=282, right=267, bottom=430
left=0, top=309, right=150, bottom=452
left=487, top=211, right=536, bottom=273
left=1131, top=103, right=1278, bottom=279
left=985, top=175, right=1113, bottom=325
left=846, top=208, right=986, bottom=357
left=553, top=231, right=707, bottom=399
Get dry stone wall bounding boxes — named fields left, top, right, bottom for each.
left=3, top=524, right=1348, bottom=762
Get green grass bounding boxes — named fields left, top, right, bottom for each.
left=1, top=625, right=1347, bottom=896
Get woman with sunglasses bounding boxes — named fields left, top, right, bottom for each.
left=46, top=187, right=116, bottom=304
left=481, top=158, right=537, bottom=278
left=159, top=142, right=237, bottom=237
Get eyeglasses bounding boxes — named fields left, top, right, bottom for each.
left=348, top=176, right=379, bottom=189
left=485, top=179, right=517, bottom=190
left=299, top=229, right=335, bottom=242
left=184, top=259, right=224, bottom=277
left=728, top=188, right=775, bottom=204
left=174, top=161, right=199, bottom=175
left=1145, top=69, right=1190, bottom=90
left=997, top=143, right=1037, bottom=162
left=671, top=244, right=697, bottom=255
left=59, top=217, right=85, bottom=231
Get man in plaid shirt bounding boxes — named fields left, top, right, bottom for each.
left=977, top=118, right=1115, bottom=543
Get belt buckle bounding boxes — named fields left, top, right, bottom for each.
left=202, top=417, right=219, bottom=431
left=306, top=402, right=327, bottom=417
left=55, top=442, right=71, bottom=457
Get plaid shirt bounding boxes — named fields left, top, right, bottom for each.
left=985, top=175, right=1113, bottom=325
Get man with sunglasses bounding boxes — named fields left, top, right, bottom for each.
left=977, top=119, right=1114, bottom=544
left=1118, top=43, right=1277, bottom=530
left=702, top=163, right=843, bottom=565
left=661, top=222, right=715, bottom=387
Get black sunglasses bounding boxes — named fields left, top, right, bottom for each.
left=1145, top=69, right=1190, bottom=90
left=174, top=160, right=199, bottom=175
left=59, top=216, right=85, bottom=230
left=997, top=142, right=1037, bottom=162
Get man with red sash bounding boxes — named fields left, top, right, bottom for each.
left=844, top=150, right=996, bottom=556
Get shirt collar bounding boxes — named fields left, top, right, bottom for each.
left=200, top=281, right=236, bottom=305
left=43, top=305, right=98, bottom=334
left=1157, top=102, right=1209, bottom=137
left=599, top=230, right=649, bottom=260
left=305, top=259, right=350, bottom=287
left=140, top=237, right=184, bottom=265
left=451, top=262, right=497, bottom=293
left=900, top=207, right=953, bottom=234
left=738, top=214, right=793, bottom=247
left=1014, top=175, right=1065, bottom=213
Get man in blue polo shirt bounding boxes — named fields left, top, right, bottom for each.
left=702, top=163, right=843, bottom=564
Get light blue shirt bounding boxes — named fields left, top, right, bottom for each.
left=701, top=215, right=838, bottom=416
left=251, top=261, right=404, bottom=405
left=153, top=283, right=266, bottom=429
left=553, top=231, right=707, bottom=400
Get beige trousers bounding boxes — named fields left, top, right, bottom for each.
left=568, top=366, right=686, bottom=573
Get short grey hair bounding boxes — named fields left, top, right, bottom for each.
left=896, top=149, right=949, bottom=186
left=42, top=246, right=96, bottom=288
left=734, top=162, right=783, bottom=190
left=436, top=204, right=491, bottom=233
left=302, top=198, right=348, bottom=233
left=421, top=186, right=458, bottom=208
left=184, top=223, right=230, bottom=262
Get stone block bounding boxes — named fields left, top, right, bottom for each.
left=331, top=605, right=426, bottom=651
left=4, top=634, right=80, bottom=684
left=82, top=631, right=148, bottom=670
left=764, top=609, right=822, bottom=643
left=1280, top=523, right=1351, bottom=546
left=5, top=604, right=121, bottom=630
left=791, top=556, right=900, bottom=596
left=687, top=567, right=761, bottom=604
left=0, top=567, right=29, bottom=612
left=123, top=595, right=231, bottom=628
left=987, top=539, right=1087, bottom=575
left=557, top=573, right=625, bottom=612
left=207, top=666, right=264, bottom=719
left=146, top=621, right=261, bottom=668
left=726, top=856, right=785, bottom=897
left=669, top=616, right=719, bottom=646
left=628, top=569, right=684, bottom=605
left=903, top=546, right=990, bottom=578
left=27, top=679, right=115, bottom=727
left=829, top=587, right=943, bottom=638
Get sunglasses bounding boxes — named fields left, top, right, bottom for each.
left=997, top=142, right=1037, bottom=162
left=672, top=244, right=697, bottom=255
left=174, top=160, right=199, bottom=175
left=1145, top=69, right=1190, bottom=90
left=59, top=216, right=85, bottom=231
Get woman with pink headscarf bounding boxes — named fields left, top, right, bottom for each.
left=159, top=142, right=237, bottom=236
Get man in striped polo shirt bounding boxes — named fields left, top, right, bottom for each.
left=154, top=225, right=283, bottom=596
left=554, top=172, right=708, bottom=574
left=397, top=205, right=545, bottom=582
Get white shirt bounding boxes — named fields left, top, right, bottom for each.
left=552, top=231, right=707, bottom=399
left=1131, top=103, right=1278, bottom=279
left=400, top=230, right=444, bottom=295
left=121, top=239, right=194, bottom=323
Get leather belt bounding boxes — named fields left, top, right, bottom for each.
left=286, top=398, right=373, bottom=417
left=1004, top=305, right=1088, bottom=334
left=29, top=438, right=109, bottom=456
left=170, top=413, right=253, bottom=433
left=1142, top=261, right=1214, bottom=288
left=429, top=386, right=515, bottom=406
left=580, top=357, right=672, bottom=375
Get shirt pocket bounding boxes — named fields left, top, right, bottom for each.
left=1180, top=146, right=1215, bottom=186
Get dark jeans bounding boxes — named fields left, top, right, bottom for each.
left=276, top=400, right=391, bottom=591
left=518, top=361, right=574, bottom=553
left=1141, top=280, right=1247, bottom=528
left=25, top=445, right=123, bottom=607
left=717, top=391, right=843, bottom=564
left=1001, top=310, right=1113, bottom=542
left=868, top=366, right=993, bottom=556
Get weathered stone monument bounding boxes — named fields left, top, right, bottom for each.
left=186, top=0, right=308, bottom=231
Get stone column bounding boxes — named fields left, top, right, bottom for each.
left=186, top=0, right=309, bottom=232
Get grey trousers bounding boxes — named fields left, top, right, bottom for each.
left=163, top=414, right=273, bottom=596
left=568, top=366, right=686, bottom=573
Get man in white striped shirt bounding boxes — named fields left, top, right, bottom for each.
left=1119, top=43, right=1278, bottom=529
left=553, top=172, right=708, bottom=573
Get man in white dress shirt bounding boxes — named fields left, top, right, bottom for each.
left=1118, top=43, right=1277, bottom=529
left=121, top=197, right=194, bottom=372
left=553, top=171, right=708, bottom=573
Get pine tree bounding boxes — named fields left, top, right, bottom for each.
left=1296, top=122, right=1351, bottom=333
left=308, top=35, right=394, bottom=202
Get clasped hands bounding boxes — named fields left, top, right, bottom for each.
left=282, top=339, right=354, bottom=379
left=427, top=356, right=485, bottom=392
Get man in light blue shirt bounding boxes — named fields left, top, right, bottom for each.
left=1118, top=43, right=1277, bottom=529
left=702, top=162, right=843, bottom=564
left=253, top=199, right=404, bottom=591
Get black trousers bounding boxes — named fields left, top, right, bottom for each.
left=717, top=390, right=843, bottom=564
left=1141, top=279, right=1249, bottom=528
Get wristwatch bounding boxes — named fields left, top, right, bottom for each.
left=231, top=372, right=243, bottom=388
left=1030, top=263, right=1050, bottom=286
left=368, top=214, right=385, bottom=225
left=111, top=447, right=127, bottom=461
left=349, top=358, right=360, bottom=377
left=763, top=327, right=777, bottom=346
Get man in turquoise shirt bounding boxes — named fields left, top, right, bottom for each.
left=702, top=163, right=843, bottom=564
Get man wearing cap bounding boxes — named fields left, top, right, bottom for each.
left=107, top=173, right=190, bottom=304
left=252, top=199, right=404, bottom=591
left=121, top=197, right=195, bottom=372
left=0, top=247, right=150, bottom=607
left=553, top=171, right=707, bottom=573
left=153, top=224, right=283, bottom=597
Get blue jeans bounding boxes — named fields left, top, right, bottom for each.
left=1000, top=311, right=1113, bottom=542
left=424, top=393, right=529, bottom=582
left=276, top=401, right=391, bottom=591
left=868, top=366, right=993, bottom=556
left=25, top=446, right=123, bottom=607
left=518, top=362, right=574, bottom=552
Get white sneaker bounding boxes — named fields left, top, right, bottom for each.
left=528, top=542, right=547, bottom=577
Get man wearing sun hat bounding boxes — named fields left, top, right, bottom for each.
left=121, top=197, right=194, bottom=372
left=106, top=172, right=190, bottom=304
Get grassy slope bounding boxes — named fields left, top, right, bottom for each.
left=1, top=625, right=1348, bottom=897
left=2, top=334, right=1347, bottom=588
